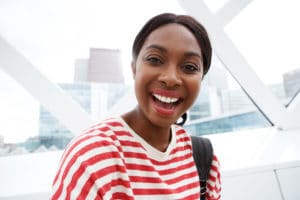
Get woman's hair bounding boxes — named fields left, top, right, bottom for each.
left=132, top=13, right=212, bottom=75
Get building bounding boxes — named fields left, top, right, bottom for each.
left=34, top=83, right=91, bottom=150
left=74, top=48, right=125, bottom=83
left=283, top=68, right=300, bottom=98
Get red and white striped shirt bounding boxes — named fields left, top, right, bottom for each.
left=51, top=117, right=221, bottom=200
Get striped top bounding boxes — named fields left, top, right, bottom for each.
left=51, top=117, right=221, bottom=200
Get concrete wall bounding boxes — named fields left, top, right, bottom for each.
left=222, top=161, right=300, bottom=200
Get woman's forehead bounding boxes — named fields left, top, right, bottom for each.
left=141, top=23, right=202, bottom=55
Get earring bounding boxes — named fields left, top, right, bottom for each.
left=175, top=112, right=187, bottom=126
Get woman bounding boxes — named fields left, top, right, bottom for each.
left=51, top=13, right=221, bottom=200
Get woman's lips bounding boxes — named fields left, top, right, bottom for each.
left=151, top=88, right=182, bottom=98
left=150, top=89, right=183, bottom=116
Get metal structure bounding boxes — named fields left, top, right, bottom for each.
left=178, top=0, right=300, bottom=130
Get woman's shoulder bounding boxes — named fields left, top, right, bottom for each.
left=51, top=117, right=129, bottom=196
left=172, top=124, right=188, bottom=135
left=172, top=124, right=192, bottom=143
left=61, top=117, right=128, bottom=160
left=82, top=117, right=126, bottom=135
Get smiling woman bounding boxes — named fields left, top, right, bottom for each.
left=130, top=23, right=203, bottom=129
left=51, top=13, right=221, bottom=200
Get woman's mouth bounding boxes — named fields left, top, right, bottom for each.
left=151, top=93, right=183, bottom=116
left=153, top=94, right=179, bottom=103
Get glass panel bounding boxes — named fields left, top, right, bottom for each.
left=0, top=68, right=131, bottom=157
left=185, top=54, right=272, bottom=135
left=25, top=82, right=131, bottom=154
left=0, top=0, right=184, bottom=156
left=0, top=69, right=41, bottom=156
left=225, top=0, right=300, bottom=105
left=0, top=0, right=278, bottom=155
left=36, top=83, right=92, bottom=151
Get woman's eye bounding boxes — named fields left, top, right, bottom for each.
left=146, top=57, right=163, bottom=65
left=182, top=64, right=200, bottom=73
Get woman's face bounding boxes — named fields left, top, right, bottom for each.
left=132, top=23, right=203, bottom=127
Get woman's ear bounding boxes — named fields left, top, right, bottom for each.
left=131, top=60, right=136, bottom=79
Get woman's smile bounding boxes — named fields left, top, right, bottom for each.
left=150, top=88, right=183, bottom=116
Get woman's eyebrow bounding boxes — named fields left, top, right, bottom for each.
left=145, top=44, right=167, bottom=53
left=145, top=44, right=202, bottom=60
left=184, top=51, right=202, bottom=59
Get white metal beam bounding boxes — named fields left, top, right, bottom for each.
left=0, top=36, right=94, bottom=135
left=215, top=0, right=253, bottom=26
left=178, top=0, right=300, bottom=130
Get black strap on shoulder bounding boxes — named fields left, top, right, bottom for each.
left=191, top=135, right=213, bottom=200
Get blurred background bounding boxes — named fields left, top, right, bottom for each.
left=0, top=0, right=299, bottom=199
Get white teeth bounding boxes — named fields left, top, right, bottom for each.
left=153, top=94, right=179, bottom=103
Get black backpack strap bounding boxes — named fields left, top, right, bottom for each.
left=191, top=135, right=213, bottom=200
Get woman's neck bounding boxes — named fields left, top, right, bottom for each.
left=122, top=109, right=172, bottom=152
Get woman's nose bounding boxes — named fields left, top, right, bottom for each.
left=158, top=66, right=182, bottom=87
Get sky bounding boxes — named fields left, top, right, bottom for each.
left=0, top=0, right=299, bottom=142
left=0, top=0, right=185, bottom=84
left=225, top=0, right=300, bottom=83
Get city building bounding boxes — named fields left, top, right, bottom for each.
left=283, top=68, right=300, bottom=98
left=74, top=48, right=125, bottom=83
